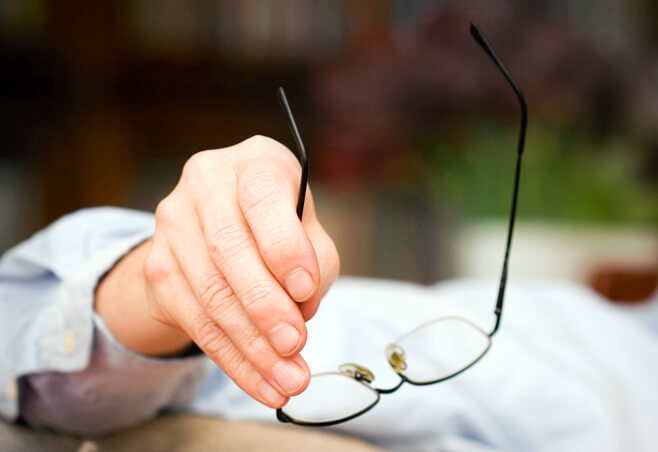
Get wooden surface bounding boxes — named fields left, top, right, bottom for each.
left=1, top=414, right=385, bottom=452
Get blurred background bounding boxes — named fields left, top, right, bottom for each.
left=0, top=0, right=656, bottom=301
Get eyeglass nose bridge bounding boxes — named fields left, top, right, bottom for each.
left=339, top=363, right=375, bottom=383
left=385, top=343, right=407, bottom=373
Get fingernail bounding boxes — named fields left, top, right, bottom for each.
left=272, top=360, right=306, bottom=394
left=269, top=324, right=302, bottom=356
left=259, top=380, right=285, bottom=407
left=284, top=269, right=314, bottom=301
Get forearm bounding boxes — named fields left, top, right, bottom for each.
left=95, top=239, right=192, bottom=356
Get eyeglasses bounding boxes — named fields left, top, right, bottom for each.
left=275, top=22, right=527, bottom=427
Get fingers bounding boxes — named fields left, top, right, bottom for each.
left=237, top=158, right=320, bottom=304
left=144, top=237, right=308, bottom=408
left=233, top=136, right=339, bottom=321
left=148, top=226, right=311, bottom=405
left=197, top=194, right=311, bottom=355
left=159, top=195, right=308, bottom=357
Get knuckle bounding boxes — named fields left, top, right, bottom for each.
left=238, top=333, right=276, bottom=375
left=241, top=280, right=277, bottom=311
left=143, top=254, right=170, bottom=286
left=239, top=166, right=284, bottom=214
left=182, top=151, right=207, bottom=177
left=194, top=318, right=225, bottom=356
left=220, top=348, right=250, bottom=382
left=261, top=227, right=299, bottom=264
left=243, top=135, right=298, bottom=168
left=240, top=331, right=265, bottom=358
left=183, top=150, right=233, bottom=187
left=244, top=134, right=276, bottom=150
left=210, top=222, right=255, bottom=263
left=154, top=198, right=174, bottom=228
left=223, top=353, right=262, bottom=395
left=198, top=273, right=233, bottom=315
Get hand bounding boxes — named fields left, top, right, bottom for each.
left=96, top=135, right=340, bottom=409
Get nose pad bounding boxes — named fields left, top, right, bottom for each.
left=338, top=363, right=375, bottom=383
left=385, top=343, right=407, bottom=373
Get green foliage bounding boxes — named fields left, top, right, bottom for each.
left=420, top=122, right=658, bottom=226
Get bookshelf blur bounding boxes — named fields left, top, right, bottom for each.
left=1, top=0, right=656, bottom=290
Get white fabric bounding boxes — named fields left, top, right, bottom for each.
left=192, top=277, right=658, bottom=451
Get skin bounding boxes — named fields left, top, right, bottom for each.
left=95, top=135, right=340, bottom=409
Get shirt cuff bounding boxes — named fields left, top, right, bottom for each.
left=37, top=229, right=156, bottom=373
left=18, top=312, right=210, bottom=436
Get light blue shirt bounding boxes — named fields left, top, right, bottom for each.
left=0, top=208, right=210, bottom=434
left=1, top=207, right=657, bottom=451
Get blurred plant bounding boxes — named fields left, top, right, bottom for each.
left=420, top=122, right=658, bottom=226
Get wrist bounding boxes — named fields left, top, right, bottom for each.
left=95, top=240, right=193, bottom=357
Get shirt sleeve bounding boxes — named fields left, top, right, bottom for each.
left=0, top=207, right=210, bottom=435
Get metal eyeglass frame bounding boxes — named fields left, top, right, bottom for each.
left=274, top=22, right=527, bottom=427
